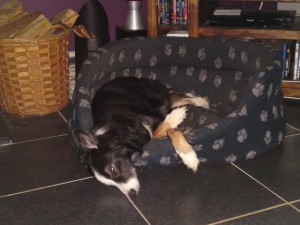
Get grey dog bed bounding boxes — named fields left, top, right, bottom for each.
left=69, top=37, right=285, bottom=167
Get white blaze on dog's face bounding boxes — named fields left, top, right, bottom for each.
left=73, top=129, right=140, bottom=198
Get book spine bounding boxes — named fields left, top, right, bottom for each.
left=293, top=41, right=300, bottom=80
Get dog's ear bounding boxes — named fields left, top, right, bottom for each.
left=72, top=129, right=98, bottom=151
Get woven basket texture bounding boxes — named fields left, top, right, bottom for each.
left=0, top=26, right=70, bottom=116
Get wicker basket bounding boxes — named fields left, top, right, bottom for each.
left=0, top=25, right=70, bottom=116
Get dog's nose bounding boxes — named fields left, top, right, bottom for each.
left=129, top=189, right=137, bottom=198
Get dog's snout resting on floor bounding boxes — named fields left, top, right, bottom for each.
left=73, top=77, right=209, bottom=198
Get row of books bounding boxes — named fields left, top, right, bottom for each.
left=157, top=0, right=189, bottom=25
left=283, top=41, right=300, bottom=81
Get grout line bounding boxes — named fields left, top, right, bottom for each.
left=230, top=163, right=300, bottom=213
left=58, top=110, right=68, bottom=124
left=0, top=134, right=68, bottom=147
left=0, top=176, right=93, bottom=199
left=285, top=133, right=300, bottom=138
left=208, top=202, right=291, bottom=225
left=125, top=195, right=152, bottom=225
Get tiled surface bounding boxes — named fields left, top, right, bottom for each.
left=0, top=101, right=300, bottom=225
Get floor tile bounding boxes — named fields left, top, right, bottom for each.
left=284, top=101, right=300, bottom=129
left=213, top=205, right=300, bottom=225
left=234, top=135, right=300, bottom=201
left=1, top=112, right=68, bottom=143
left=285, top=125, right=300, bottom=136
left=133, top=163, right=283, bottom=225
left=0, top=113, right=11, bottom=145
left=0, top=136, right=88, bottom=196
left=293, top=200, right=300, bottom=211
left=59, top=103, right=73, bottom=122
left=0, top=179, right=147, bottom=225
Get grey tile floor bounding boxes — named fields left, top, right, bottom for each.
left=0, top=100, right=299, bottom=225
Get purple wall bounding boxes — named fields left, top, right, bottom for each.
left=0, top=0, right=148, bottom=48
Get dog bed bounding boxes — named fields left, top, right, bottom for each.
left=69, top=37, right=285, bottom=167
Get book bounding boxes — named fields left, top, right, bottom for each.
left=213, top=7, right=241, bottom=16
left=167, top=29, right=188, bottom=37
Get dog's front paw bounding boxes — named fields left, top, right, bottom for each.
left=191, top=97, right=209, bottom=109
left=179, top=151, right=200, bottom=173
left=165, top=106, right=187, bottom=128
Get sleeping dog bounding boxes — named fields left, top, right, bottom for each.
left=73, top=77, right=209, bottom=198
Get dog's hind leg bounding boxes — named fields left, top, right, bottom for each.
left=153, top=107, right=187, bottom=138
left=170, top=91, right=209, bottom=109
left=167, top=128, right=199, bottom=172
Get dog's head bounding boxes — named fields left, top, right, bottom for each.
left=73, top=128, right=140, bottom=198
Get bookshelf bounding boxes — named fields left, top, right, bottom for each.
left=147, top=0, right=300, bottom=99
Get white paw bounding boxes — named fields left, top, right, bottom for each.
left=191, top=97, right=209, bottom=109
left=178, top=150, right=200, bottom=173
left=165, top=107, right=187, bottom=128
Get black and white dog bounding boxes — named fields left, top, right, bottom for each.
left=73, top=77, right=209, bottom=198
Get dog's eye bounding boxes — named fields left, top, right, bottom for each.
left=110, top=166, right=115, bottom=174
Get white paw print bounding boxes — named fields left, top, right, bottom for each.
left=119, top=50, right=125, bottom=62
left=241, top=51, right=248, bottom=63
left=214, top=57, right=223, bottom=69
left=229, top=89, right=237, bottom=102
left=164, top=43, right=172, bottom=56
left=79, top=87, right=89, bottom=96
left=212, top=138, right=225, bottom=150
left=235, top=71, right=243, bottom=81
left=178, top=45, right=187, bottom=57
left=198, top=115, right=207, bottom=125
left=278, top=131, right=283, bottom=144
left=273, top=106, right=278, bottom=119
left=197, top=48, right=206, bottom=60
left=79, top=99, right=91, bottom=109
left=264, top=131, right=272, bottom=145
left=268, top=83, right=273, bottom=99
left=109, top=53, right=115, bottom=65
left=207, top=123, right=218, bottom=130
left=252, top=83, right=265, bottom=97
left=258, top=71, right=265, bottom=78
left=149, top=72, right=157, bottom=80
left=238, top=105, right=248, bottom=117
left=194, top=144, right=203, bottom=152
left=135, top=49, right=142, bottom=61
left=110, top=72, right=117, bottom=80
left=246, top=150, right=257, bottom=160
left=160, top=156, right=171, bottom=165
left=237, top=128, right=247, bottom=143
left=135, top=68, right=142, bottom=78
left=260, top=110, right=268, bottom=122
left=170, top=66, right=178, bottom=75
left=186, top=67, right=194, bottom=76
left=228, top=47, right=236, bottom=60
left=225, top=154, right=237, bottom=162
left=213, top=75, right=222, bottom=87
left=199, top=69, right=207, bottom=82
left=228, top=111, right=237, bottom=118
left=149, top=55, right=158, bottom=67
left=123, top=68, right=130, bottom=77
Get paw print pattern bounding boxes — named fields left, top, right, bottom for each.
left=160, top=156, right=171, bottom=165
left=252, top=83, right=265, bottom=97
left=194, top=144, right=203, bottom=152
left=212, top=138, right=225, bottom=150
left=273, top=106, right=278, bottom=119
left=198, top=115, right=207, bottom=125
left=246, top=150, right=257, bottom=160
left=197, top=48, right=206, bottom=60
left=109, top=53, right=115, bottom=65
left=169, top=66, right=177, bottom=76
left=123, top=68, right=130, bottom=77
left=235, top=71, right=243, bottom=81
left=164, top=43, right=172, bottom=56
left=278, top=131, right=283, bottom=144
left=199, top=69, right=207, bottom=82
left=207, top=123, right=218, bottom=130
left=229, top=89, right=237, bottom=102
left=237, top=128, right=247, bottom=143
left=134, top=160, right=148, bottom=167
left=79, top=99, right=91, bottom=109
left=258, top=71, right=266, bottom=78
left=150, top=55, right=158, bottom=67
left=241, top=51, right=248, bottom=63
left=264, top=131, right=272, bottom=145
left=213, top=75, right=222, bottom=87
left=178, top=45, right=187, bottom=57
left=110, top=71, right=117, bottom=80
left=268, top=83, right=273, bottom=99
left=135, top=49, right=142, bottom=61
left=149, top=72, right=157, bottom=80
left=214, top=57, right=223, bottom=69
left=135, top=68, right=142, bottom=78
left=238, top=106, right=248, bottom=117
left=225, top=154, right=237, bottom=162
left=119, top=50, right=125, bottom=62
left=260, top=110, right=268, bottom=122
left=186, top=67, right=194, bottom=76
left=79, top=87, right=89, bottom=96
left=280, top=105, right=284, bottom=117
left=228, top=47, right=236, bottom=60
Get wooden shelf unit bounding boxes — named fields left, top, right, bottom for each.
left=147, top=0, right=300, bottom=98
